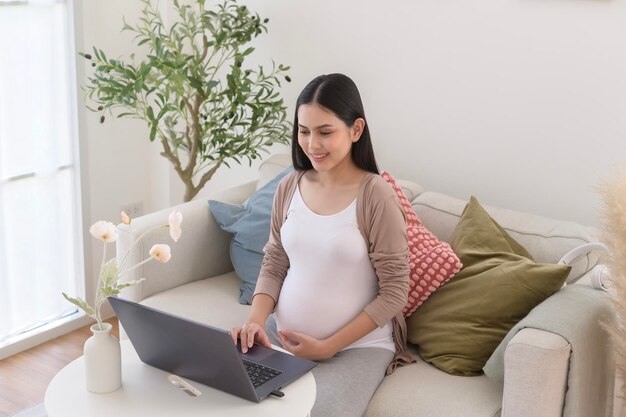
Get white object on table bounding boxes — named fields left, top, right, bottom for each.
left=45, top=339, right=316, bottom=417
left=83, top=322, right=121, bottom=393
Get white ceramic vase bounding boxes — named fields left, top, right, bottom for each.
left=84, top=322, right=122, bottom=393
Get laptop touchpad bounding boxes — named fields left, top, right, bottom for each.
left=239, top=343, right=276, bottom=362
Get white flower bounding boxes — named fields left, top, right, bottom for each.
left=150, top=244, right=171, bottom=263
left=89, top=221, right=118, bottom=242
left=66, top=212, right=181, bottom=330
left=168, top=210, right=183, bottom=242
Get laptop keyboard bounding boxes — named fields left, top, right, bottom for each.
left=242, top=360, right=282, bottom=388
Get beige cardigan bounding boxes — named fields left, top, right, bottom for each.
left=253, top=170, right=414, bottom=374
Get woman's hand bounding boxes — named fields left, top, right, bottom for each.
left=231, top=320, right=272, bottom=353
left=278, top=330, right=337, bottom=361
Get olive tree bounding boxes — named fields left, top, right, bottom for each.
left=82, top=0, right=292, bottom=201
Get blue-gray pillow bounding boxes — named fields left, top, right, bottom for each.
left=208, top=166, right=293, bottom=304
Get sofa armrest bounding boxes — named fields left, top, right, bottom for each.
left=116, top=180, right=256, bottom=302
left=501, top=328, right=570, bottom=417
left=486, top=281, right=615, bottom=417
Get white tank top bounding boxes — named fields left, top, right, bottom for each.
left=274, top=186, right=395, bottom=353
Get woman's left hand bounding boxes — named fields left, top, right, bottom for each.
left=278, top=330, right=336, bottom=361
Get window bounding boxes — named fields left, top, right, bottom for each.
left=0, top=0, right=84, bottom=348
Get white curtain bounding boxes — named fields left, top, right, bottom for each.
left=0, top=0, right=83, bottom=344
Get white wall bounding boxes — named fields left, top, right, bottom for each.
left=80, top=1, right=626, bottom=226
left=74, top=0, right=157, bottom=311
left=75, top=0, right=626, bottom=304
left=239, top=0, right=626, bottom=227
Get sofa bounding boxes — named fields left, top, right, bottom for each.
left=117, top=154, right=616, bottom=417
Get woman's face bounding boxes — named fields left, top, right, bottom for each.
left=297, top=103, right=364, bottom=173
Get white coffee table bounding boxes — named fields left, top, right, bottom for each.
left=45, top=339, right=316, bottom=417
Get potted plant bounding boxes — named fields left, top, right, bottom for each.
left=62, top=210, right=183, bottom=393
left=81, top=0, right=292, bottom=201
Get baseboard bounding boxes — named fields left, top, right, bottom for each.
left=0, top=299, right=119, bottom=360
left=0, top=313, right=92, bottom=360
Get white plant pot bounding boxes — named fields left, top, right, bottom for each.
left=84, top=322, right=122, bottom=393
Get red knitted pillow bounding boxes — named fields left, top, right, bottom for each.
left=381, top=171, right=463, bottom=317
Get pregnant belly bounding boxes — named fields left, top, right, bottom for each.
left=274, top=270, right=377, bottom=340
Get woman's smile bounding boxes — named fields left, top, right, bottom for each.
left=310, top=152, right=329, bottom=161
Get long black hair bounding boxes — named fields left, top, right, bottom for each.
left=291, top=73, right=379, bottom=174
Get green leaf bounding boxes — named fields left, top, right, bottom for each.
left=100, top=258, right=119, bottom=287
left=138, top=63, right=152, bottom=77
left=188, top=76, right=204, bottom=95
left=116, top=278, right=145, bottom=291
left=134, top=79, right=144, bottom=92
left=146, top=106, right=155, bottom=121
left=150, top=123, right=158, bottom=142
left=157, top=105, right=170, bottom=120
left=227, top=74, right=236, bottom=92
left=100, top=286, right=120, bottom=298
left=156, top=93, right=166, bottom=107
left=122, top=17, right=134, bottom=32
left=155, top=37, right=162, bottom=54
left=62, top=293, right=96, bottom=318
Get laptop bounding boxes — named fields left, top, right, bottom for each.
left=108, top=296, right=317, bottom=402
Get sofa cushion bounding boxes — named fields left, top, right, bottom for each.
left=364, top=346, right=502, bottom=417
left=412, top=191, right=600, bottom=283
left=208, top=166, right=293, bottom=304
left=406, top=196, right=571, bottom=375
left=380, top=171, right=462, bottom=316
left=140, top=272, right=251, bottom=331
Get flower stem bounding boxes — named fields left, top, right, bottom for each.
left=119, top=256, right=154, bottom=276
left=94, top=241, right=107, bottom=329
left=118, top=225, right=167, bottom=271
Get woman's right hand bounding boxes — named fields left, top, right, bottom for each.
left=231, top=320, right=272, bottom=353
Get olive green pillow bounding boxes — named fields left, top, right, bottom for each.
left=406, top=196, right=571, bottom=376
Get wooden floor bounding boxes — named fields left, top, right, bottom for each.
left=0, top=317, right=119, bottom=417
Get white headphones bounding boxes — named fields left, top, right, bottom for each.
left=557, top=242, right=610, bottom=291
left=587, top=265, right=611, bottom=291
